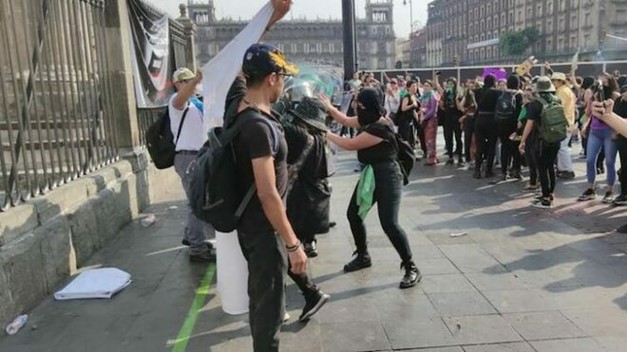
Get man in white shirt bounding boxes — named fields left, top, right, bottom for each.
left=169, top=67, right=215, bottom=262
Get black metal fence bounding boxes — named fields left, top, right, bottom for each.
left=372, top=60, right=627, bottom=85
left=0, top=0, right=120, bottom=210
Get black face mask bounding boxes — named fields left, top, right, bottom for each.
left=357, top=106, right=380, bottom=126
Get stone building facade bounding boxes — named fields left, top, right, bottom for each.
left=423, top=0, right=627, bottom=67
left=186, top=0, right=397, bottom=70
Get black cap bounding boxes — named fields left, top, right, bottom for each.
left=242, top=43, right=299, bottom=78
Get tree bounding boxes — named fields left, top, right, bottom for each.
left=500, top=30, right=529, bottom=56
left=521, top=27, right=540, bottom=48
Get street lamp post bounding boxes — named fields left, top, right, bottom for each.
left=342, top=0, right=357, bottom=81
left=403, top=0, right=413, bottom=33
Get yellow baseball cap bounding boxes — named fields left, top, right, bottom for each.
left=172, top=68, right=196, bottom=83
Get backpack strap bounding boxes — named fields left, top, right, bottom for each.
left=174, top=107, right=190, bottom=147
left=286, top=135, right=315, bottom=196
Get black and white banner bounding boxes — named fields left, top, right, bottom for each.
left=127, top=0, right=174, bottom=108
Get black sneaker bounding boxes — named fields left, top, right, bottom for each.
left=485, top=170, right=495, bottom=178
left=532, top=198, right=552, bottom=209
left=399, top=262, right=421, bottom=289
left=557, top=171, right=575, bottom=179
left=299, top=289, right=330, bottom=322
left=534, top=194, right=554, bottom=201
left=613, top=194, right=627, bottom=206
left=578, top=188, right=597, bottom=201
left=304, top=241, right=318, bottom=258
left=446, top=158, right=455, bottom=165
left=473, top=171, right=482, bottom=179
left=189, top=250, right=216, bottom=263
left=343, top=252, right=372, bottom=272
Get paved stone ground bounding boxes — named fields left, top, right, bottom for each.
left=2, top=138, right=627, bottom=352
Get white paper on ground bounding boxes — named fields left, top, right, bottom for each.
left=449, top=232, right=468, bottom=237
left=54, top=268, right=132, bottom=301
left=201, top=2, right=274, bottom=129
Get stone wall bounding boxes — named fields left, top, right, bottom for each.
left=0, top=151, right=179, bottom=326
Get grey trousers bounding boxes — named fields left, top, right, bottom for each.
left=174, top=152, right=216, bottom=254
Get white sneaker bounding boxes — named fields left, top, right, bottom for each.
left=283, top=312, right=290, bottom=323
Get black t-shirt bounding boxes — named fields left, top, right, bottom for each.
left=284, top=123, right=328, bottom=180
left=526, top=99, right=543, bottom=124
left=357, top=122, right=397, bottom=164
left=226, top=78, right=289, bottom=234
left=397, top=95, right=419, bottom=123
left=474, top=88, right=502, bottom=113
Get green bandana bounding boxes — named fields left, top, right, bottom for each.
left=356, top=165, right=375, bottom=220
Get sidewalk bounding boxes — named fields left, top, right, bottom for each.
left=1, top=140, right=627, bottom=352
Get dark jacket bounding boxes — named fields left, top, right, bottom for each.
left=284, top=123, right=331, bottom=237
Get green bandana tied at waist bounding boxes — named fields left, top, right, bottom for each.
left=356, top=165, right=375, bottom=220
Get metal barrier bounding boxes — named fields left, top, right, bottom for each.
left=371, top=60, right=627, bottom=84
left=0, top=0, right=118, bottom=210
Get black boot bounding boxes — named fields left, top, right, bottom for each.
left=400, top=261, right=421, bottom=289
left=343, top=251, right=372, bottom=273
left=299, top=288, right=330, bottom=322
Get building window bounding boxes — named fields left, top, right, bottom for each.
left=291, top=43, right=298, bottom=53
left=316, top=43, right=322, bottom=54
left=547, top=1, right=553, bottom=15
left=559, top=18, right=565, bottom=32
left=536, top=4, right=542, bottom=17
left=547, top=19, right=553, bottom=33
left=329, top=42, right=335, bottom=53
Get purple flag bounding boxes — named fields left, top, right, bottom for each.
left=482, top=67, right=507, bottom=80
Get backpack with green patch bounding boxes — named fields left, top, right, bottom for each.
left=535, top=95, right=567, bottom=144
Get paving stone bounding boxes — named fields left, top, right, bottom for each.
left=560, top=308, right=627, bottom=338
left=461, top=342, right=536, bottom=352
left=414, top=258, right=461, bottom=275
left=403, top=347, right=463, bottom=352
left=530, top=337, right=606, bottom=352
left=481, top=289, right=558, bottom=313
left=443, top=315, right=523, bottom=345
left=502, top=311, right=587, bottom=340
left=427, top=291, right=497, bottom=317
left=420, top=274, right=476, bottom=294
left=464, top=272, right=528, bottom=291
left=319, top=321, right=390, bottom=352
left=382, top=317, right=456, bottom=350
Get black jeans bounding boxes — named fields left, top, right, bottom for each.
left=525, top=135, right=539, bottom=185
left=398, top=118, right=416, bottom=150
left=617, top=138, right=627, bottom=196
left=464, top=116, right=475, bottom=163
left=237, top=231, right=318, bottom=352
left=537, top=141, right=561, bottom=198
left=497, top=119, right=521, bottom=175
left=347, top=161, right=413, bottom=263
left=443, top=108, right=463, bottom=161
left=474, top=112, right=498, bottom=174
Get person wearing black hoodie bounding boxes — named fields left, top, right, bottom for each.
left=612, top=85, right=627, bottom=205
left=473, top=74, right=501, bottom=178
left=495, top=75, right=524, bottom=181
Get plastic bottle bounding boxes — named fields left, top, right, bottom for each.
left=5, top=314, right=28, bottom=335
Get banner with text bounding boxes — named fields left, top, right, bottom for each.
left=127, top=0, right=174, bottom=108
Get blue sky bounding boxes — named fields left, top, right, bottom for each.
left=148, top=0, right=429, bottom=39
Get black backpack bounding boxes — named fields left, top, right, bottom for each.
left=391, top=130, right=415, bottom=185
left=189, top=109, right=279, bottom=232
left=495, top=91, right=516, bottom=121
left=145, top=108, right=189, bottom=169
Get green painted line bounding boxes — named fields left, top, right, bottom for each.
left=171, top=263, right=216, bottom=352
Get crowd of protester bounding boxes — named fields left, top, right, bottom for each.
left=339, top=68, right=627, bottom=209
